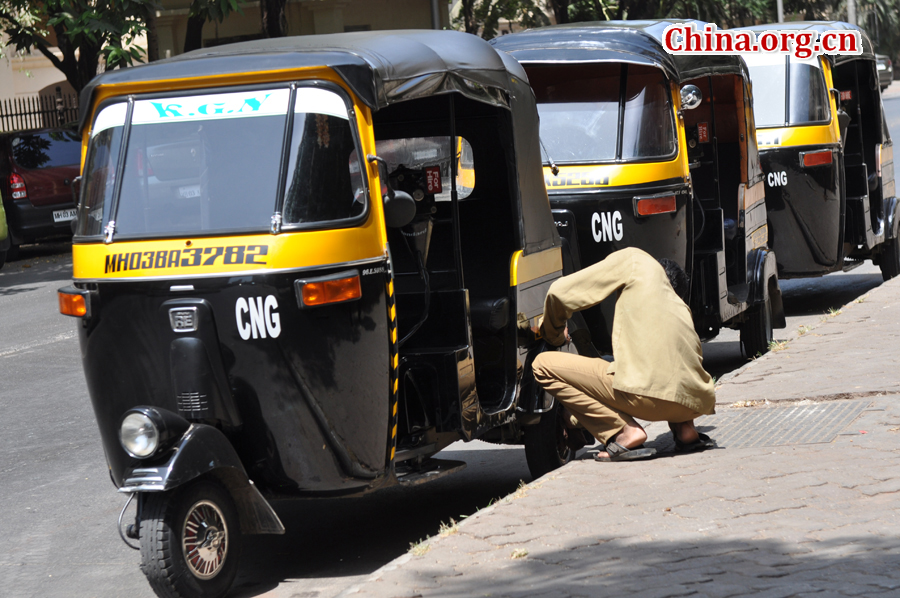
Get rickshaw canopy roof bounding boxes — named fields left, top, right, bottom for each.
left=78, top=30, right=530, bottom=132
left=78, top=30, right=559, bottom=256
left=738, top=22, right=875, bottom=66
left=490, top=20, right=748, bottom=84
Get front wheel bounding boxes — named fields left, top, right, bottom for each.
left=140, top=480, right=242, bottom=598
left=880, top=238, right=900, bottom=281
left=740, top=294, right=773, bottom=358
left=523, top=400, right=573, bottom=479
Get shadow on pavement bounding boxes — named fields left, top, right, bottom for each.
left=360, top=535, right=900, bottom=596
left=0, top=241, right=73, bottom=287
left=231, top=447, right=532, bottom=597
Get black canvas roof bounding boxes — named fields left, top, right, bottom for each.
left=79, top=30, right=528, bottom=132
left=490, top=20, right=747, bottom=84
left=738, top=21, right=875, bottom=65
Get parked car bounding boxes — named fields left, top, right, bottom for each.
left=0, top=127, right=81, bottom=262
left=877, top=54, right=893, bottom=91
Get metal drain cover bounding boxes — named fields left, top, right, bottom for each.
left=646, top=400, right=871, bottom=451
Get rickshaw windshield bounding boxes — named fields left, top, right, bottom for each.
left=527, top=63, right=676, bottom=164
left=744, top=54, right=830, bottom=128
left=76, top=86, right=366, bottom=238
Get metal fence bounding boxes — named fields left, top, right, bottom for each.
left=0, top=92, right=79, bottom=132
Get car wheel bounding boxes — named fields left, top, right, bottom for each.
left=6, top=243, right=18, bottom=262
left=140, top=480, right=242, bottom=598
left=0, top=249, right=6, bottom=270
left=523, top=400, right=573, bottom=479
left=740, top=293, right=773, bottom=359
left=880, top=238, right=900, bottom=281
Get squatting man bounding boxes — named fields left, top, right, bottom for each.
left=533, top=247, right=716, bottom=462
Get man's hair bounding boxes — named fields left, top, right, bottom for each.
left=658, top=258, right=690, bottom=303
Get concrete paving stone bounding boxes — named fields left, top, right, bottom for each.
left=856, top=478, right=900, bottom=496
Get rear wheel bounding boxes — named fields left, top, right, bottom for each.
left=880, top=238, right=900, bottom=281
left=140, top=480, right=242, bottom=598
left=741, top=294, right=773, bottom=358
left=0, top=249, right=6, bottom=270
left=523, top=400, right=573, bottom=479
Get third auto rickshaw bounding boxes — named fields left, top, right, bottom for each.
left=740, top=22, right=899, bottom=281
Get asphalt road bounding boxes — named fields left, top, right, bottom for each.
left=1, top=85, right=899, bottom=598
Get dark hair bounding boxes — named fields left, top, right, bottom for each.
left=658, top=258, right=689, bottom=303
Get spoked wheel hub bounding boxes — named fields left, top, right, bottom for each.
left=182, top=500, right=229, bottom=580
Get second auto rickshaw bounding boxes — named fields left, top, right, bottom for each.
left=59, top=30, right=570, bottom=598
left=492, top=21, right=786, bottom=357
left=741, top=22, right=898, bottom=281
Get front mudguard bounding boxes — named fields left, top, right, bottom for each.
left=120, top=423, right=284, bottom=535
left=747, top=248, right=786, bottom=329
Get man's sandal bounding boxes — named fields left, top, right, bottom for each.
left=594, top=442, right=657, bottom=462
left=668, top=423, right=717, bottom=453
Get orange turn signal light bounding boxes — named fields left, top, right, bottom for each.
left=636, top=195, right=677, bottom=217
left=801, top=150, right=833, bottom=168
left=301, top=275, right=361, bottom=307
left=58, top=290, right=87, bottom=317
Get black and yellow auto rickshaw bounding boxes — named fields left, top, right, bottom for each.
left=492, top=21, right=786, bottom=356
left=58, top=30, right=568, bottom=598
left=740, top=22, right=898, bottom=281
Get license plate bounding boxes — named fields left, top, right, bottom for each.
left=179, top=185, right=201, bottom=199
left=52, top=208, right=77, bottom=223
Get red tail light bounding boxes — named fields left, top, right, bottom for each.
left=9, top=173, right=27, bottom=200
left=635, top=194, right=677, bottom=217
left=801, top=150, right=833, bottom=168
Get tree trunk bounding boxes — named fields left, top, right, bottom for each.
left=184, top=13, right=206, bottom=53
left=549, top=0, right=569, bottom=24
left=261, top=0, right=288, bottom=38
left=146, top=9, right=159, bottom=62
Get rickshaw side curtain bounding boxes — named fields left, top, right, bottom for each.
left=498, top=51, right=560, bottom=256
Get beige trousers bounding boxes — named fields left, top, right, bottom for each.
left=533, top=351, right=702, bottom=445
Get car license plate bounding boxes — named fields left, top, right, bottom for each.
left=179, top=185, right=201, bottom=199
left=52, top=208, right=77, bottom=223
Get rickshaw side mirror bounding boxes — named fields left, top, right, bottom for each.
left=680, top=85, right=702, bottom=110
left=367, top=154, right=417, bottom=228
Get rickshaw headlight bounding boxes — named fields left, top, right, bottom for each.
left=120, top=412, right=159, bottom=458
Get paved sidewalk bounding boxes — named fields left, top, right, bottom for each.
left=338, top=278, right=900, bottom=598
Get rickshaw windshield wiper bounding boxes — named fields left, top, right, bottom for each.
left=540, top=138, right=560, bottom=176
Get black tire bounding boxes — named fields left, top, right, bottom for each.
left=0, top=249, right=6, bottom=270
left=880, top=238, right=900, bottom=281
left=523, top=400, right=573, bottom=479
left=140, top=480, right=242, bottom=598
left=6, top=243, right=18, bottom=262
left=740, top=294, right=773, bottom=358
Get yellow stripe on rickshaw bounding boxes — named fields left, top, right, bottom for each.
left=756, top=124, right=839, bottom=149
left=543, top=158, right=687, bottom=191
left=72, top=228, right=385, bottom=281
left=510, top=247, right=562, bottom=287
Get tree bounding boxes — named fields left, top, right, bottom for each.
left=455, top=0, right=549, bottom=39
left=0, top=0, right=151, bottom=93
left=260, top=0, right=286, bottom=38
left=183, top=0, right=244, bottom=53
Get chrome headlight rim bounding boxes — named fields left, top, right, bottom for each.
left=119, top=408, right=161, bottom=459
left=118, top=407, right=191, bottom=460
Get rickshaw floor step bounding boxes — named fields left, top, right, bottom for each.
left=842, top=258, right=865, bottom=272
left=396, top=458, right=467, bottom=486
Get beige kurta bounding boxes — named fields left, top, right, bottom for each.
left=540, top=247, right=716, bottom=415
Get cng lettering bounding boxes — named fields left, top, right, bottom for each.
left=235, top=296, right=282, bottom=340
left=767, top=171, right=788, bottom=187
left=592, top=211, right=624, bottom=243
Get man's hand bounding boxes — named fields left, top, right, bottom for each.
left=564, top=325, right=572, bottom=344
